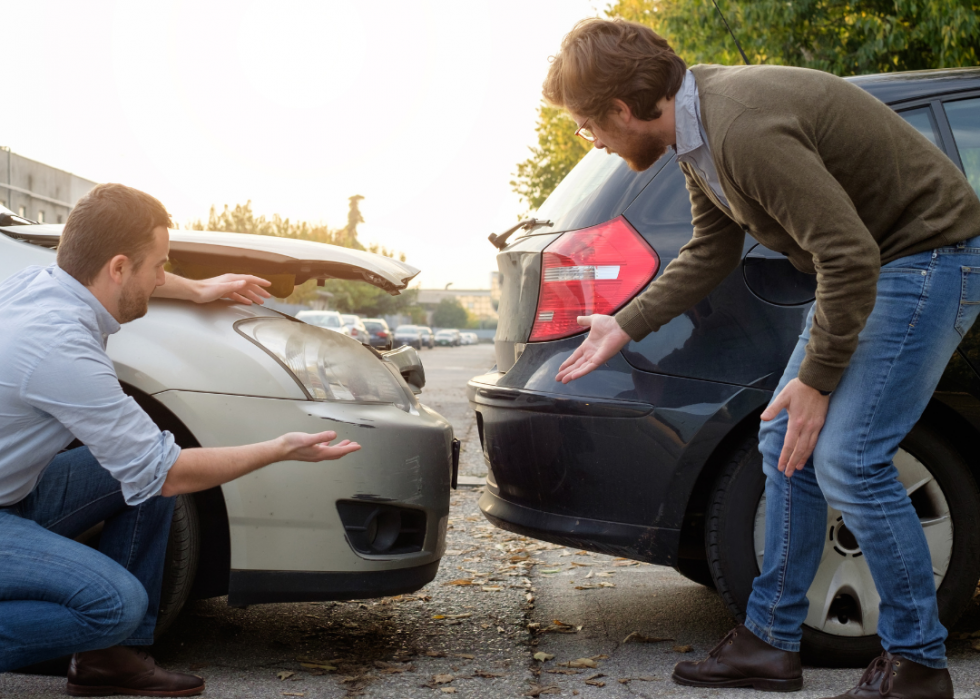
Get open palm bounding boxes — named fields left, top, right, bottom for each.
left=555, top=314, right=632, bottom=383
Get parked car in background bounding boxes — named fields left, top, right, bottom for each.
left=341, top=314, right=370, bottom=344
left=419, top=326, right=435, bottom=349
left=460, top=332, right=479, bottom=345
left=362, top=318, right=393, bottom=351
left=295, top=309, right=349, bottom=336
left=469, top=69, right=980, bottom=667
left=435, top=329, right=461, bottom=347
left=394, top=324, right=424, bottom=350
left=0, top=210, right=458, bottom=637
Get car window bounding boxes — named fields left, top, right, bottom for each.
left=532, top=147, right=668, bottom=234
left=944, top=97, right=980, bottom=197
left=898, top=107, right=941, bottom=149
left=395, top=325, right=418, bottom=332
left=298, top=312, right=341, bottom=328
left=363, top=321, right=384, bottom=332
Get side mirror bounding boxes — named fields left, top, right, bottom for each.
left=382, top=345, right=425, bottom=394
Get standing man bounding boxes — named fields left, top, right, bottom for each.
left=549, top=18, right=980, bottom=698
left=0, top=183, right=362, bottom=696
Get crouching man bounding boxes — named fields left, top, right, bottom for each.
left=0, top=183, right=361, bottom=696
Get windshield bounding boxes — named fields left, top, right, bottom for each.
left=341, top=314, right=359, bottom=325
left=395, top=325, right=419, bottom=333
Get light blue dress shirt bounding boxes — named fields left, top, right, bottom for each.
left=0, top=264, right=180, bottom=506
left=673, top=69, right=730, bottom=208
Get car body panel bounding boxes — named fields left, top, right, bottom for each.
left=154, top=390, right=452, bottom=572
left=0, top=224, right=421, bottom=294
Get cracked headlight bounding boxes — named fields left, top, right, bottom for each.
left=236, top=317, right=416, bottom=412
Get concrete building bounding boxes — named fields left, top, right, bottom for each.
left=1, top=147, right=97, bottom=223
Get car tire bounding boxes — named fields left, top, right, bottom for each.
left=706, top=424, right=980, bottom=668
left=154, top=493, right=201, bottom=639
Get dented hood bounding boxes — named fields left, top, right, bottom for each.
left=0, top=224, right=420, bottom=295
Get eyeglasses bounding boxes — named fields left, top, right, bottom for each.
left=575, top=119, right=597, bottom=143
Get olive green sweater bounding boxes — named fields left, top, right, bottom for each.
left=615, top=64, right=980, bottom=393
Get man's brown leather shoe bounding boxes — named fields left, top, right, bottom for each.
left=671, top=624, right=803, bottom=692
left=66, top=646, right=204, bottom=697
left=821, top=652, right=953, bottom=698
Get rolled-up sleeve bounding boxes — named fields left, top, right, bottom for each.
left=22, top=331, right=181, bottom=505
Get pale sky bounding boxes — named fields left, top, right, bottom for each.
left=1, top=0, right=603, bottom=290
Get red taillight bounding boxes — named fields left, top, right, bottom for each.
left=529, top=216, right=659, bottom=342
left=377, top=331, right=388, bottom=338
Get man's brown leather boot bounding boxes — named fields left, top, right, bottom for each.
left=821, top=651, right=953, bottom=698
left=66, top=646, right=205, bottom=697
left=671, top=624, right=803, bottom=692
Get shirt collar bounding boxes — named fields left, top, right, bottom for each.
left=51, top=265, right=122, bottom=338
left=672, top=69, right=703, bottom=156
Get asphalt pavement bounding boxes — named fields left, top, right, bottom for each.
left=4, top=343, right=979, bottom=698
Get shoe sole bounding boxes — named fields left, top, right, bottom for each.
left=66, top=683, right=204, bottom=697
left=671, top=672, right=803, bottom=692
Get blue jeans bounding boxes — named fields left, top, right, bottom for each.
left=745, top=236, right=980, bottom=669
left=0, top=447, right=174, bottom=671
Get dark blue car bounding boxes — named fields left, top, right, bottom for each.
left=469, top=68, right=980, bottom=667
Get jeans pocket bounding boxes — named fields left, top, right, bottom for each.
left=955, top=266, right=980, bottom=337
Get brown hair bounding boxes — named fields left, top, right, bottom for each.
left=543, top=18, right=687, bottom=123
left=58, top=183, right=172, bottom=285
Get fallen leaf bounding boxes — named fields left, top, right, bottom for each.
left=433, top=673, right=455, bottom=684
left=622, top=632, right=674, bottom=644
left=277, top=671, right=295, bottom=681
left=574, top=585, right=598, bottom=590
left=672, top=645, right=694, bottom=653
left=299, top=663, right=336, bottom=672
left=552, top=620, right=573, bottom=626
left=546, top=669, right=582, bottom=675
left=613, top=560, right=639, bottom=567
left=441, top=689, right=457, bottom=694
left=533, top=652, right=555, bottom=662
left=455, top=653, right=476, bottom=660
left=585, top=673, right=606, bottom=680
left=443, top=579, right=475, bottom=586
left=482, top=586, right=503, bottom=592
left=474, top=670, right=505, bottom=678
left=564, top=658, right=598, bottom=669
left=596, top=571, right=615, bottom=577
left=585, top=680, right=606, bottom=687
left=447, top=613, right=473, bottom=619
left=432, top=614, right=447, bottom=620
left=570, top=561, right=593, bottom=567
left=539, top=569, right=561, bottom=574
left=525, top=684, right=561, bottom=696
left=426, top=651, right=446, bottom=658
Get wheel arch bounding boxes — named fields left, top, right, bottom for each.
left=120, top=382, right=231, bottom=600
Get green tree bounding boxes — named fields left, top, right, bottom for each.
left=611, top=0, right=980, bottom=75
left=512, top=0, right=980, bottom=207
left=432, top=298, right=469, bottom=329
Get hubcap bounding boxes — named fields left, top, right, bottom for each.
left=753, top=448, right=953, bottom=638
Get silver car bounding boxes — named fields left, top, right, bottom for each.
left=0, top=211, right=458, bottom=635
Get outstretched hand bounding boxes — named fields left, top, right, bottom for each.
left=760, top=378, right=830, bottom=478
left=279, top=431, right=362, bottom=462
left=195, top=274, right=272, bottom=305
left=555, top=314, right=632, bottom=384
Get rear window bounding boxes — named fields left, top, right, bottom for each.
left=530, top=148, right=669, bottom=235
left=395, top=325, right=418, bottom=332
left=363, top=321, right=385, bottom=332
